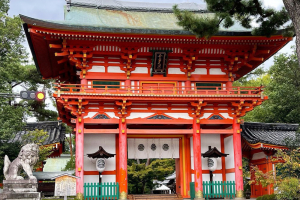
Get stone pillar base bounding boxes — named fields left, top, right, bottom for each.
left=194, top=198, right=205, bottom=200
left=0, top=179, right=40, bottom=200
left=0, top=192, right=41, bottom=200
left=235, top=198, right=246, bottom=200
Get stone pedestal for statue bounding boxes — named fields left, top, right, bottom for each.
left=0, top=144, right=41, bottom=200
left=0, top=179, right=41, bottom=200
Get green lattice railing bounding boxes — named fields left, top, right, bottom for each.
left=190, top=181, right=236, bottom=200
left=84, top=182, right=119, bottom=200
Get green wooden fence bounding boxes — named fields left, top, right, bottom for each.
left=84, top=182, right=119, bottom=200
left=190, top=181, right=235, bottom=200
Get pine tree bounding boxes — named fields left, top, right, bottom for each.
left=0, top=0, right=58, bottom=182
left=173, top=0, right=300, bottom=67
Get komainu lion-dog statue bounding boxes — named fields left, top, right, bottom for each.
left=3, top=143, right=39, bottom=180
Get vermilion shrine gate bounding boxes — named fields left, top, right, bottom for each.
left=21, top=1, right=292, bottom=199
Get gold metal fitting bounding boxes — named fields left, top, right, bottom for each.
left=78, top=129, right=82, bottom=134
left=195, top=190, right=203, bottom=198
left=196, top=130, right=200, bottom=133
left=78, top=118, right=82, bottom=123
left=122, top=130, right=125, bottom=133
left=236, top=190, right=244, bottom=198
left=120, top=192, right=127, bottom=200
left=122, top=118, right=125, bottom=123
left=196, top=119, right=200, bottom=124
left=76, top=193, right=84, bottom=200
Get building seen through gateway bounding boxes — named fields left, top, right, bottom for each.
left=21, top=0, right=293, bottom=199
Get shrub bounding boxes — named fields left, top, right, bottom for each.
left=275, top=177, right=300, bottom=200
left=256, top=194, right=276, bottom=200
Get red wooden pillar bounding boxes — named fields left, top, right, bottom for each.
left=226, top=81, right=232, bottom=95
left=193, top=118, right=204, bottom=200
left=119, top=118, right=128, bottom=200
left=233, top=118, right=244, bottom=199
left=75, top=117, right=84, bottom=197
left=186, top=80, right=191, bottom=93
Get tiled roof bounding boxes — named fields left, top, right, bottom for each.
left=20, top=0, right=252, bottom=36
left=68, top=0, right=207, bottom=12
left=241, top=122, right=299, bottom=146
left=8, top=121, right=66, bottom=145
left=33, top=171, right=74, bottom=180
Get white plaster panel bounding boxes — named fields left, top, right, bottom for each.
left=219, top=113, right=233, bottom=119
left=131, top=67, right=148, bottom=74
left=107, top=66, right=123, bottom=73
left=192, top=68, right=207, bottom=75
left=213, top=174, right=223, bottom=182
left=84, top=175, right=116, bottom=183
left=202, top=174, right=210, bottom=182
left=84, top=175, right=98, bottom=184
left=84, top=112, right=98, bottom=119
left=165, top=113, right=193, bottom=119
left=252, top=152, right=266, bottom=160
left=202, top=174, right=224, bottom=182
left=127, top=113, right=155, bottom=119
left=84, top=134, right=116, bottom=171
left=168, top=68, right=185, bottom=74
left=106, top=112, right=117, bottom=118
left=89, top=66, right=105, bottom=72
left=190, top=137, right=194, bottom=170
left=190, top=137, right=193, bottom=157
left=209, top=68, right=226, bottom=75
left=226, top=173, right=235, bottom=181
left=201, top=135, right=221, bottom=170
left=224, top=136, right=234, bottom=169
left=128, top=138, right=179, bottom=159
left=200, top=113, right=212, bottom=119
left=191, top=174, right=194, bottom=182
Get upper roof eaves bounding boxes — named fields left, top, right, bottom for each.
left=68, top=0, right=207, bottom=13
left=21, top=0, right=252, bottom=36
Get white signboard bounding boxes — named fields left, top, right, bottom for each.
left=54, top=175, right=76, bottom=197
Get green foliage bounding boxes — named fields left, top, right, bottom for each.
left=0, top=143, right=21, bottom=182
left=233, top=48, right=300, bottom=123
left=0, top=0, right=58, bottom=182
left=173, top=0, right=292, bottom=38
left=62, top=156, right=75, bottom=171
left=275, top=177, right=300, bottom=200
left=242, top=157, right=251, bottom=196
left=251, top=140, right=300, bottom=200
left=274, top=148, right=300, bottom=180
left=173, top=5, right=219, bottom=39
left=257, top=194, right=276, bottom=200
left=128, top=159, right=175, bottom=194
left=249, top=165, right=276, bottom=187
left=21, top=129, right=53, bottom=169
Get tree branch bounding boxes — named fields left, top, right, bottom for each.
left=253, top=0, right=274, bottom=18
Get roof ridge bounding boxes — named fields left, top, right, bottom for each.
left=66, top=0, right=208, bottom=13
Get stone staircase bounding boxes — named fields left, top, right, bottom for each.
left=129, top=194, right=182, bottom=200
